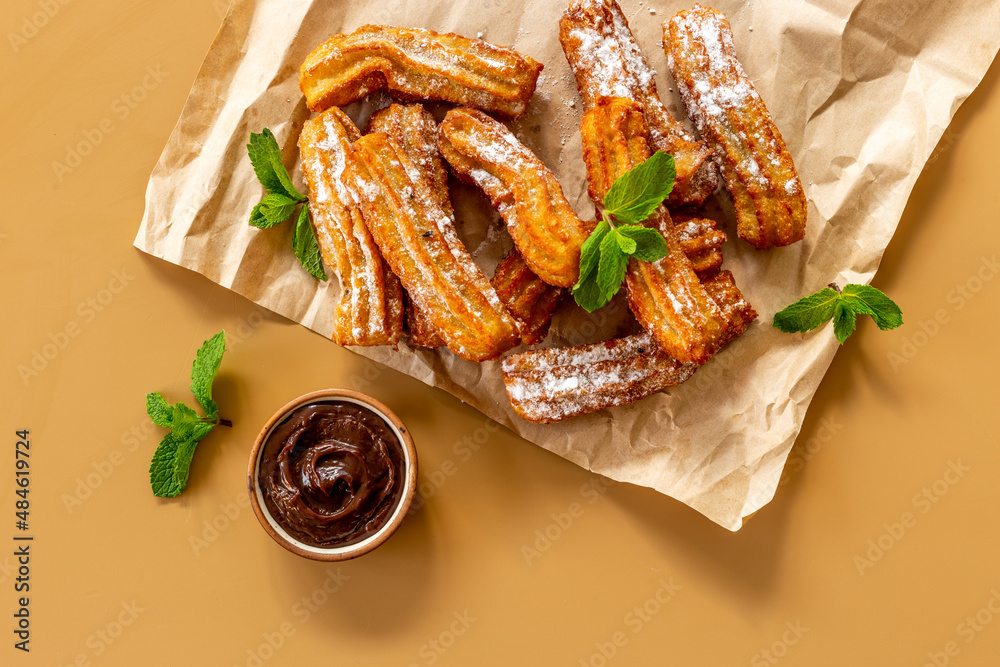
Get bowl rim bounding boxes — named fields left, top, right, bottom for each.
left=247, top=388, right=417, bottom=562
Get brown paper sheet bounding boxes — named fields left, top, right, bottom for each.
left=134, top=0, right=1000, bottom=530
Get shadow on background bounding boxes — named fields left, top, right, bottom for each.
left=876, top=56, right=1000, bottom=293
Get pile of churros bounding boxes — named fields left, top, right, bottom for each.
left=294, top=1, right=806, bottom=424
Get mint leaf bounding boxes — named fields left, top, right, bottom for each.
left=147, top=329, right=229, bottom=498
left=170, top=401, right=201, bottom=428
left=576, top=219, right=609, bottom=287
left=572, top=274, right=606, bottom=313
left=841, top=284, right=903, bottom=330
left=597, top=231, right=629, bottom=301
left=191, top=331, right=226, bottom=419
left=149, top=424, right=214, bottom=498
left=292, top=204, right=327, bottom=281
left=613, top=228, right=637, bottom=254
left=773, top=287, right=840, bottom=333
left=257, top=193, right=299, bottom=227
left=832, top=302, right=856, bottom=344
left=571, top=153, right=677, bottom=312
left=774, top=283, right=903, bottom=344
left=146, top=392, right=172, bottom=428
left=149, top=431, right=185, bottom=498
left=602, top=151, right=676, bottom=225
left=248, top=202, right=270, bottom=229
left=617, top=225, right=668, bottom=263
left=247, top=128, right=303, bottom=201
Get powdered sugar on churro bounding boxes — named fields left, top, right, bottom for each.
left=501, top=332, right=698, bottom=423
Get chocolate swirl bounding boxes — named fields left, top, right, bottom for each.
left=259, top=402, right=404, bottom=548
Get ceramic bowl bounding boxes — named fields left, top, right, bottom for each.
left=247, top=389, right=417, bottom=561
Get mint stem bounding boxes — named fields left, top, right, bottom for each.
left=828, top=282, right=842, bottom=294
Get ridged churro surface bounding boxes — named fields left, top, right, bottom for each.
left=664, top=5, right=806, bottom=248
left=301, top=25, right=543, bottom=118
left=438, top=108, right=590, bottom=288
left=298, top=107, right=403, bottom=346
left=344, top=130, right=521, bottom=361
left=492, top=250, right=566, bottom=345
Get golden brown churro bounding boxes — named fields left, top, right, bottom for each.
left=301, top=25, right=543, bottom=118
left=559, top=0, right=717, bottom=207
left=664, top=5, right=806, bottom=248
left=501, top=332, right=696, bottom=423
left=703, top=269, right=757, bottom=349
left=501, top=268, right=756, bottom=423
left=673, top=214, right=726, bottom=279
left=344, top=129, right=521, bottom=362
left=366, top=102, right=456, bottom=349
left=298, top=107, right=403, bottom=346
left=404, top=293, right=445, bottom=349
left=491, top=250, right=566, bottom=345
left=580, top=97, right=729, bottom=364
left=438, top=108, right=591, bottom=288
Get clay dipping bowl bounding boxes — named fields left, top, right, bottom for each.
left=247, top=389, right=417, bottom=561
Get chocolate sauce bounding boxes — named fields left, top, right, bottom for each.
left=258, top=401, right=405, bottom=548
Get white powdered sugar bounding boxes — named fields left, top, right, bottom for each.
left=501, top=332, right=698, bottom=422
left=668, top=9, right=782, bottom=191
left=567, top=28, right=635, bottom=99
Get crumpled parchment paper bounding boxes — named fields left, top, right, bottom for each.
left=134, top=0, right=1000, bottom=529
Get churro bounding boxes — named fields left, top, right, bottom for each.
left=664, top=5, right=806, bottom=248
left=438, top=107, right=591, bottom=288
left=301, top=25, right=543, bottom=118
left=298, top=107, right=403, bottom=346
left=344, top=130, right=521, bottom=361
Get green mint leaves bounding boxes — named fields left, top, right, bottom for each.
left=773, top=283, right=903, bottom=344
left=247, top=128, right=326, bottom=281
left=147, top=331, right=231, bottom=498
left=603, top=150, right=676, bottom=224
left=572, top=151, right=674, bottom=312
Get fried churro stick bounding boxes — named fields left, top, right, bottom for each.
left=664, top=5, right=806, bottom=248
left=501, top=269, right=756, bottom=423
left=502, top=332, right=695, bottom=423
left=559, top=0, right=717, bottom=207
left=366, top=102, right=454, bottom=349
left=344, top=130, right=521, bottom=362
left=438, top=108, right=591, bottom=288
left=492, top=249, right=566, bottom=345
left=301, top=25, right=543, bottom=118
left=404, top=293, right=445, bottom=349
left=298, top=107, right=403, bottom=346
left=704, top=270, right=757, bottom=348
left=674, top=214, right=725, bottom=279
left=580, top=97, right=728, bottom=364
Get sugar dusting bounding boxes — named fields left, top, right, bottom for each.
left=501, top=332, right=698, bottom=422
left=668, top=7, right=792, bottom=193
left=300, top=113, right=394, bottom=343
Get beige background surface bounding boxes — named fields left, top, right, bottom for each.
left=3, top=0, right=1000, bottom=665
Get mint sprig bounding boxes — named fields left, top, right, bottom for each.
left=773, top=283, right=903, bottom=344
left=147, top=331, right=231, bottom=498
left=246, top=128, right=326, bottom=281
left=572, top=151, right=674, bottom=312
